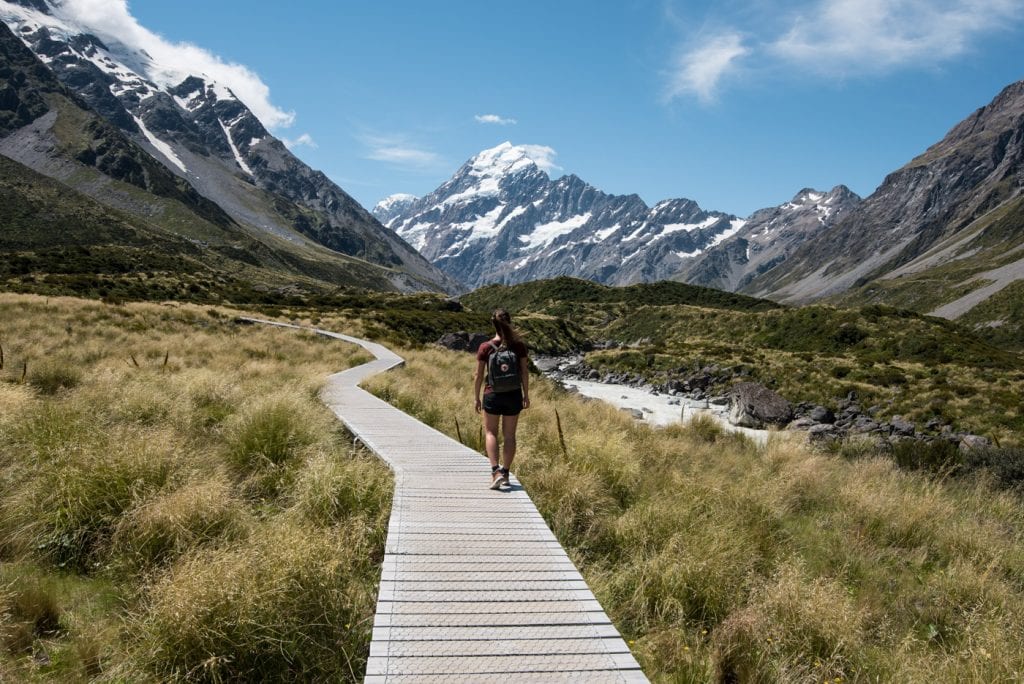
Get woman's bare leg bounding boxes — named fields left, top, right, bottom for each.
left=501, top=414, right=519, bottom=470
left=483, top=412, right=501, bottom=468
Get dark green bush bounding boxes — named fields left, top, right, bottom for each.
left=892, top=440, right=961, bottom=474
left=961, top=447, right=1024, bottom=491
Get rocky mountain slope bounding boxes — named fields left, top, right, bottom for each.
left=375, top=142, right=747, bottom=289
left=0, top=0, right=455, bottom=294
left=745, top=80, right=1024, bottom=313
left=676, top=185, right=861, bottom=291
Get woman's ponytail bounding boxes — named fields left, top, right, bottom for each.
left=491, top=308, right=520, bottom=347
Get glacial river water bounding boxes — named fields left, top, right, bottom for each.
left=555, top=376, right=771, bottom=446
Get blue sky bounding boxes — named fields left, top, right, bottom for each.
left=123, top=0, right=1024, bottom=217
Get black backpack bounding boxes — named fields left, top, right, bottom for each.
left=487, top=341, right=521, bottom=393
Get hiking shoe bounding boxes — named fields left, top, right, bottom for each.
left=498, top=467, right=510, bottom=488
left=489, top=470, right=504, bottom=490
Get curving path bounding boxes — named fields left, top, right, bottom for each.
left=242, top=319, right=647, bottom=683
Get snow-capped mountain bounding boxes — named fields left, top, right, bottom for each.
left=373, top=193, right=419, bottom=226
left=676, top=186, right=862, bottom=291
left=0, top=0, right=454, bottom=292
left=375, top=141, right=745, bottom=288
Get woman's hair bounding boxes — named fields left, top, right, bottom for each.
left=491, top=308, right=521, bottom=346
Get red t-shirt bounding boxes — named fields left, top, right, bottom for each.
left=477, top=339, right=528, bottom=393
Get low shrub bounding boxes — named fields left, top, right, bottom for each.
left=27, top=359, right=82, bottom=395
left=226, top=395, right=318, bottom=472
left=290, top=451, right=392, bottom=531
left=961, top=446, right=1024, bottom=491
left=3, top=428, right=176, bottom=571
left=109, top=475, right=251, bottom=572
left=892, top=439, right=961, bottom=474
left=136, top=521, right=379, bottom=682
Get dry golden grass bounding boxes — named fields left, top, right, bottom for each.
left=365, top=346, right=1024, bottom=683
left=0, top=294, right=391, bottom=681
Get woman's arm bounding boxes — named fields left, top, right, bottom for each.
left=474, top=360, right=485, bottom=413
left=520, top=357, right=530, bottom=409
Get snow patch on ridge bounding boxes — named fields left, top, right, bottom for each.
left=131, top=114, right=187, bottom=174
left=660, top=216, right=720, bottom=236
left=450, top=205, right=506, bottom=244
left=707, top=219, right=747, bottom=248
left=519, top=213, right=591, bottom=250
left=218, top=119, right=252, bottom=175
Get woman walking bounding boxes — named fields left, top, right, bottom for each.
left=474, top=308, right=530, bottom=490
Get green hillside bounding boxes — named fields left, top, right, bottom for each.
left=0, top=154, right=432, bottom=303
left=463, top=276, right=781, bottom=315
left=460, top=277, right=1024, bottom=442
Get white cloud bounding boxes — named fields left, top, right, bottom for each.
left=283, top=133, right=317, bottom=150
left=519, top=144, right=562, bottom=173
left=770, top=0, right=1022, bottom=74
left=361, top=134, right=441, bottom=168
left=475, top=113, right=517, bottom=125
left=663, top=0, right=1022, bottom=102
left=665, top=31, right=750, bottom=103
left=50, top=0, right=295, bottom=129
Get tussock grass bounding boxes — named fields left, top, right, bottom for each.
left=366, top=346, right=1024, bottom=682
left=133, top=519, right=382, bottom=682
left=0, top=293, right=391, bottom=680
left=109, top=474, right=251, bottom=572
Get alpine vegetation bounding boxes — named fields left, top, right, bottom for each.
left=0, top=294, right=391, bottom=681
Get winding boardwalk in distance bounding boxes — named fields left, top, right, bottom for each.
left=242, top=319, right=647, bottom=683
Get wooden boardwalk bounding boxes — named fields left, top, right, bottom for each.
left=245, top=319, right=647, bottom=683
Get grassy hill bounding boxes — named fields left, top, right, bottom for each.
left=0, top=153, right=441, bottom=304
left=463, top=276, right=781, bottom=315
left=458, top=277, right=1024, bottom=442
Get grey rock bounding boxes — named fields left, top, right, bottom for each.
left=787, top=417, right=818, bottom=431
left=959, top=434, right=991, bottom=452
left=709, top=396, right=730, bottom=406
left=809, top=406, right=836, bottom=423
left=435, top=331, right=492, bottom=353
left=621, top=408, right=644, bottom=420
left=435, top=332, right=471, bottom=352
left=808, top=424, right=840, bottom=442
left=727, top=382, right=794, bottom=429
left=849, top=416, right=881, bottom=434
left=890, top=416, right=916, bottom=437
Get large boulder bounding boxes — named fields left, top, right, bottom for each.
left=436, top=331, right=492, bottom=353
left=727, top=382, right=794, bottom=429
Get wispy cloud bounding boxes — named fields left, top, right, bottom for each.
left=475, top=113, right=517, bottom=125
left=770, top=0, right=1022, bottom=74
left=361, top=134, right=441, bottom=168
left=518, top=144, right=562, bottom=173
left=665, top=31, right=750, bottom=103
left=282, top=133, right=317, bottom=150
left=50, top=0, right=295, bottom=129
left=665, top=0, right=1022, bottom=102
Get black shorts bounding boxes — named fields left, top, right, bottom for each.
left=482, top=390, right=524, bottom=416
